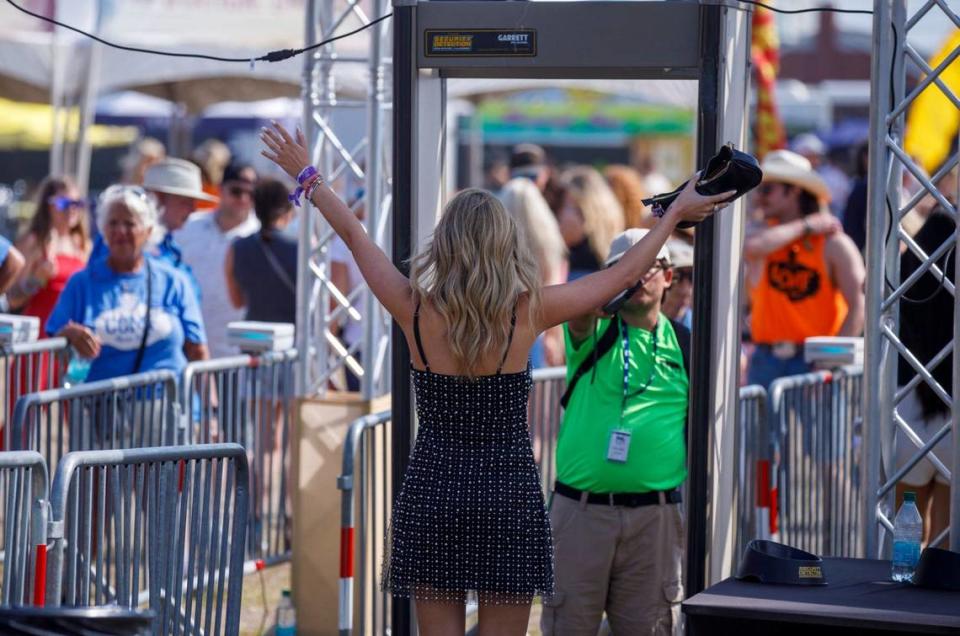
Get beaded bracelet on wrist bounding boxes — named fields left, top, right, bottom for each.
left=306, top=175, right=326, bottom=202
left=289, top=166, right=325, bottom=207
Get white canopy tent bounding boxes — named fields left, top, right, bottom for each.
left=0, top=1, right=700, bottom=188
left=0, top=1, right=368, bottom=111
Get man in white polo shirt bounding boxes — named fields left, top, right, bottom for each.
left=176, top=164, right=260, bottom=358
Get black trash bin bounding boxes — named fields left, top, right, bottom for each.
left=0, top=607, right=154, bottom=635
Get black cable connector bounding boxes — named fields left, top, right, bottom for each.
left=261, top=49, right=299, bottom=64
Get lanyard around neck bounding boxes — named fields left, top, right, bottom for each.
left=620, top=316, right=658, bottom=412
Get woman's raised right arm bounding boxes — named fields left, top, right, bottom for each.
left=261, top=122, right=414, bottom=322
left=537, top=178, right=734, bottom=331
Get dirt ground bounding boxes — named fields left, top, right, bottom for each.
left=239, top=562, right=291, bottom=636
left=238, top=563, right=543, bottom=635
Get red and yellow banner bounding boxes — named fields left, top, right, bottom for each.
left=752, top=3, right=786, bottom=159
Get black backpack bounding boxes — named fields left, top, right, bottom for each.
left=559, top=317, right=691, bottom=409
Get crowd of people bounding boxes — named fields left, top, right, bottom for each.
left=2, top=138, right=300, bottom=385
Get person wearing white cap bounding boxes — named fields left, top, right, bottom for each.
left=744, top=149, right=865, bottom=389
left=543, top=228, right=694, bottom=636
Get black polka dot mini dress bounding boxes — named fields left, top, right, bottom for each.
left=382, top=303, right=554, bottom=604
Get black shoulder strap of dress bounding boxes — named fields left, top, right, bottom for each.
left=413, top=300, right=430, bottom=371
left=559, top=317, right=619, bottom=409
left=496, top=303, right=519, bottom=374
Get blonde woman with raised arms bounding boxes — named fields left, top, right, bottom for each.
left=260, top=122, right=731, bottom=635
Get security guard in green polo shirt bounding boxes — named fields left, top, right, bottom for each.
left=542, top=228, right=691, bottom=636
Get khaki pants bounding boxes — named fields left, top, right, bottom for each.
left=541, top=492, right=684, bottom=636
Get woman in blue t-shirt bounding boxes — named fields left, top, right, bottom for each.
left=46, top=185, right=209, bottom=381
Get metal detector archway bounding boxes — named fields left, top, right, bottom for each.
left=391, top=1, right=752, bottom=630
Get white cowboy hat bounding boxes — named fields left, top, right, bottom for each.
left=143, top=158, right=219, bottom=202
left=760, top=149, right=831, bottom=203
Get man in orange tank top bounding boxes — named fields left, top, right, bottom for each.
left=744, top=150, right=865, bottom=389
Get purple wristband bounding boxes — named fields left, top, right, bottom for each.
left=291, top=166, right=321, bottom=206
left=297, top=165, right=318, bottom=185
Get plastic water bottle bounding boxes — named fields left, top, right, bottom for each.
left=275, top=589, right=296, bottom=636
left=63, top=347, right=92, bottom=388
left=891, top=491, right=923, bottom=582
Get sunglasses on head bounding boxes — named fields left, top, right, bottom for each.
left=49, top=196, right=86, bottom=211
left=100, top=184, right=149, bottom=200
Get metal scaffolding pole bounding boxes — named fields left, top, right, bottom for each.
left=298, top=0, right=393, bottom=399
left=864, top=0, right=959, bottom=556
left=362, top=0, right=393, bottom=399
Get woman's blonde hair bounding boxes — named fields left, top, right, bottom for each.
left=563, top=167, right=625, bottom=263
left=498, top=177, right=567, bottom=282
left=604, top=164, right=651, bottom=229
left=410, top=188, right=541, bottom=377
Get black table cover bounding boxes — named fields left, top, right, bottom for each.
left=683, top=557, right=960, bottom=635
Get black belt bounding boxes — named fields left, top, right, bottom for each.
left=554, top=481, right=682, bottom=507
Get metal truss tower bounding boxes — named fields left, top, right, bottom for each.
left=298, top=0, right=393, bottom=399
left=865, top=0, right=960, bottom=555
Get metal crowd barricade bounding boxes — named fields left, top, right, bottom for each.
left=46, top=444, right=249, bottom=636
left=1, top=339, right=69, bottom=450
left=770, top=366, right=864, bottom=558
left=733, top=385, right=769, bottom=569
left=181, top=350, right=297, bottom=566
left=0, top=451, right=48, bottom=607
left=529, top=367, right=566, bottom=493
left=338, top=410, right=392, bottom=636
left=10, top=370, right=182, bottom=471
